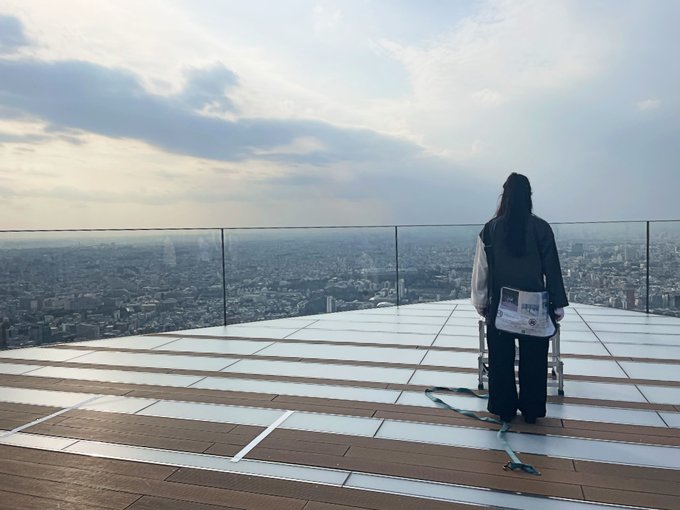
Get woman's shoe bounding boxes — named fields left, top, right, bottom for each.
left=523, top=415, right=537, bottom=424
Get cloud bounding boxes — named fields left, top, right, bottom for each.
left=0, top=57, right=425, bottom=166
left=179, top=64, right=239, bottom=113
left=0, top=15, right=30, bottom=54
left=636, top=98, right=661, bottom=111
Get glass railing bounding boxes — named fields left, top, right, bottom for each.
left=1, top=220, right=678, bottom=349
left=649, top=221, right=680, bottom=317
left=552, top=222, right=647, bottom=312
left=220, top=227, right=395, bottom=323
left=397, top=225, right=480, bottom=304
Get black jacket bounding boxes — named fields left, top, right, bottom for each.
left=481, top=215, right=569, bottom=315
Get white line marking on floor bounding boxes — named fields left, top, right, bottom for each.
left=231, top=410, right=295, bottom=462
left=0, top=394, right=103, bottom=439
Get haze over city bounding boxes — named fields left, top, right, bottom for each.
left=1, top=0, right=678, bottom=230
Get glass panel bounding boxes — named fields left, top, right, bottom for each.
left=221, top=227, right=394, bottom=323
left=649, top=221, right=680, bottom=317
left=397, top=225, right=481, bottom=304
left=551, top=222, right=647, bottom=312
left=0, top=229, right=222, bottom=349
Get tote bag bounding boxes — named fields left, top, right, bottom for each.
left=495, top=286, right=556, bottom=338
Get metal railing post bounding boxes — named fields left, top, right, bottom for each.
left=221, top=229, right=227, bottom=325
left=395, top=226, right=400, bottom=307
left=646, top=221, right=650, bottom=314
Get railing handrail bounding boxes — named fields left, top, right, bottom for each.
left=1, top=218, right=679, bottom=233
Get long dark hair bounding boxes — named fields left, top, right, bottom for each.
left=494, top=173, right=533, bottom=256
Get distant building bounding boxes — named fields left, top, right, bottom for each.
left=326, top=296, right=337, bottom=313
left=625, top=286, right=636, bottom=310
left=77, top=323, right=100, bottom=340
left=398, top=278, right=406, bottom=299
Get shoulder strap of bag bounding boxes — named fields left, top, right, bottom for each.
left=482, top=220, right=497, bottom=307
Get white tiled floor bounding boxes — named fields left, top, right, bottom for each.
left=619, top=361, right=680, bottom=382
left=3, top=299, right=680, bottom=505
left=24, top=365, right=204, bottom=387
left=223, top=358, right=415, bottom=384
left=255, top=342, right=426, bottom=365
left=637, top=384, right=680, bottom=405
left=191, top=377, right=402, bottom=404
left=375, top=420, right=680, bottom=469
left=157, top=338, right=273, bottom=355
left=0, top=347, right=92, bottom=362
left=286, top=329, right=436, bottom=346
left=70, top=350, right=241, bottom=372
left=0, top=362, right=44, bottom=375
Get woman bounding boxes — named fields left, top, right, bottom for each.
left=471, top=173, right=568, bottom=424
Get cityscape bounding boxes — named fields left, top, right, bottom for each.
left=1, top=223, right=678, bottom=349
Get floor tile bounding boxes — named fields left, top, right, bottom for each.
left=316, top=314, right=448, bottom=325
left=65, top=440, right=349, bottom=485
left=192, top=377, right=401, bottom=404
left=548, top=380, right=647, bottom=402
left=255, top=342, right=426, bottom=365
left=304, top=321, right=442, bottom=335
left=84, top=395, right=159, bottom=414
left=586, top=316, right=680, bottom=325
left=172, top=325, right=298, bottom=339
left=605, top=343, right=680, bottom=359
left=558, top=330, right=600, bottom=342
left=396, top=391, right=666, bottom=427
left=157, top=338, right=274, bottom=356
left=0, top=347, right=92, bottom=362
left=597, top=331, right=680, bottom=346
left=68, top=336, right=178, bottom=350
left=0, top=386, right=98, bottom=408
left=637, top=384, right=680, bottom=405
left=71, top=351, right=240, bottom=372
left=438, top=325, right=480, bottom=337
left=26, top=366, right=204, bottom=388
left=590, top=323, right=680, bottom=335
left=138, top=400, right=283, bottom=427
left=659, top=412, right=680, bottom=428
left=562, top=358, right=628, bottom=378
left=420, top=351, right=479, bottom=368
left=0, top=362, right=44, bottom=375
left=346, top=473, right=618, bottom=510
left=376, top=420, right=680, bottom=469
left=287, top=329, right=435, bottom=346
left=619, top=361, right=680, bottom=382
left=432, top=336, right=479, bottom=349
left=560, top=342, right=609, bottom=356
left=0, top=431, right=79, bottom=451
left=223, top=359, right=414, bottom=384
left=282, top=412, right=382, bottom=437
left=408, top=369, right=479, bottom=388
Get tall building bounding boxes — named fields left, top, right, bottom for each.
left=398, top=278, right=406, bottom=299
left=625, top=286, right=636, bottom=310
left=326, top=296, right=337, bottom=313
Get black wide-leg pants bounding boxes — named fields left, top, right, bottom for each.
left=486, top=323, right=550, bottom=419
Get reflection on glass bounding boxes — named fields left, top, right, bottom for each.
left=552, top=222, right=647, bottom=311
left=397, top=226, right=481, bottom=304
left=222, top=228, right=395, bottom=324
left=0, top=230, right=223, bottom=349
left=650, top=221, right=680, bottom=317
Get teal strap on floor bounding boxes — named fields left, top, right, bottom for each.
left=425, top=387, right=541, bottom=476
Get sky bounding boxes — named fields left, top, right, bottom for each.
left=0, top=0, right=678, bottom=229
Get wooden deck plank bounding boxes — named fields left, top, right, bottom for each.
left=583, top=486, right=680, bottom=510
left=0, top=490, right=111, bottom=510
left=127, top=496, right=241, bottom=510
left=168, top=468, right=482, bottom=510
left=0, top=452, right=306, bottom=510
left=0, top=472, right=140, bottom=509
